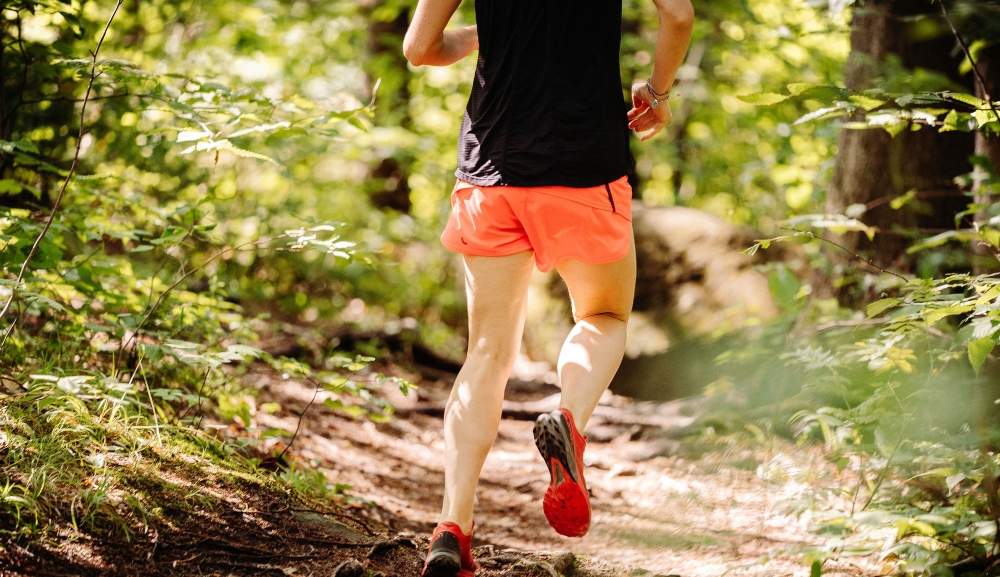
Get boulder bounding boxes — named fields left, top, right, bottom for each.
left=631, top=203, right=778, bottom=336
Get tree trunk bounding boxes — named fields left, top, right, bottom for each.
left=825, top=1, right=975, bottom=288
left=973, top=45, right=1000, bottom=274
left=362, top=1, right=414, bottom=213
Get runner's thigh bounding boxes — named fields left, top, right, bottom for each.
left=554, top=234, right=636, bottom=323
left=463, top=251, right=535, bottom=356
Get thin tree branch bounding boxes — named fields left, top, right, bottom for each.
left=190, top=367, right=212, bottom=428
left=785, top=229, right=910, bottom=281
left=864, top=188, right=968, bottom=212
left=18, top=92, right=137, bottom=105
left=936, top=0, right=1000, bottom=120
left=274, top=376, right=322, bottom=464
left=0, top=0, right=125, bottom=324
left=116, top=236, right=282, bottom=365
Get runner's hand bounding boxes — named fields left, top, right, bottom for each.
left=627, top=82, right=671, bottom=142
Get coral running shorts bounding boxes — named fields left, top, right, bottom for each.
left=440, top=176, right=633, bottom=272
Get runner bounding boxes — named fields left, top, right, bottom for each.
left=403, top=1, right=693, bottom=575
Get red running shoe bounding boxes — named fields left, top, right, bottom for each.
left=421, top=522, right=477, bottom=577
left=534, top=408, right=591, bottom=537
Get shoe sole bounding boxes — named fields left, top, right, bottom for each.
left=422, top=553, right=460, bottom=577
left=534, top=411, right=590, bottom=537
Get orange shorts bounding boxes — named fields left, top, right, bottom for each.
left=440, top=176, right=633, bottom=272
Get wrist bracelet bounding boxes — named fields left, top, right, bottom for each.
left=646, top=79, right=670, bottom=109
left=646, top=79, right=670, bottom=98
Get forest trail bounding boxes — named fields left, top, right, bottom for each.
left=250, top=366, right=873, bottom=577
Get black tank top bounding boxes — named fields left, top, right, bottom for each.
left=456, top=0, right=635, bottom=188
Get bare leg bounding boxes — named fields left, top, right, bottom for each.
left=554, top=234, right=636, bottom=431
left=440, top=251, right=535, bottom=534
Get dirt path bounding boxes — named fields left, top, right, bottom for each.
left=251, top=368, right=876, bottom=577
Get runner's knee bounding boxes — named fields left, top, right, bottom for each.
left=574, top=309, right=630, bottom=325
left=466, top=335, right=520, bottom=367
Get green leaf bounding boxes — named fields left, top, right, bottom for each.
left=849, top=94, right=885, bottom=110
left=737, top=92, right=789, bottom=105
left=184, top=139, right=278, bottom=164
left=945, top=473, right=967, bottom=493
left=26, top=294, right=66, bottom=313
left=768, top=264, right=800, bottom=309
left=973, top=108, right=999, bottom=128
left=0, top=179, right=23, bottom=195
left=149, top=226, right=187, bottom=245
left=176, top=131, right=212, bottom=143
left=29, top=240, right=63, bottom=270
left=787, top=83, right=821, bottom=95
left=95, top=58, right=140, bottom=70
left=940, top=109, right=960, bottom=132
left=976, top=284, right=1000, bottom=306
left=947, top=92, right=987, bottom=108
left=793, top=106, right=845, bottom=125
left=199, top=81, right=231, bottom=93
left=924, top=304, right=974, bottom=325
left=910, top=520, right=937, bottom=536
left=347, top=117, right=368, bottom=131
left=907, top=230, right=959, bottom=253
left=968, top=337, right=996, bottom=375
left=984, top=228, right=1000, bottom=248
left=889, top=189, right=917, bottom=210
left=882, top=121, right=908, bottom=137
left=323, top=398, right=366, bottom=417
left=226, top=145, right=279, bottom=164
left=142, top=344, right=164, bottom=362
left=228, top=121, right=292, bottom=138
left=0, top=140, right=39, bottom=155
left=866, top=298, right=900, bottom=319
left=810, top=560, right=822, bottom=577
left=788, top=84, right=851, bottom=102
left=226, top=344, right=265, bottom=359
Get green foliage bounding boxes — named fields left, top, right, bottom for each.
left=741, top=82, right=999, bottom=135
left=710, top=283, right=999, bottom=573
left=725, top=25, right=1000, bottom=570
left=0, top=0, right=420, bottom=546
left=619, top=0, right=848, bottom=218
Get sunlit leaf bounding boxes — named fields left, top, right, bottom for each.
left=793, top=106, right=845, bottom=125
left=973, top=109, right=999, bottom=128
left=866, top=298, right=900, bottom=319
left=945, top=473, right=967, bottom=493
left=0, top=139, right=39, bottom=155
left=737, top=92, right=789, bottom=105
left=176, top=131, right=212, bottom=143
left=946, top=92, right=987, bottom=108
left=968, top=337, right=996, bottom=375
left=849, top=94, right=885, bottom=110
left=939, top=109, right=960, bottom=132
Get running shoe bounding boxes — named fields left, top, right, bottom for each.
left=421, top=522, right=477, bottom=577
left=533, top=408, right=591, bottom=537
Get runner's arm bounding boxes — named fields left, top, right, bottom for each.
left=628, top=0, right=695, bottom=140
left=403, top=0, right=478, bottom=66
left=648, top=0, right=694, bottom=96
